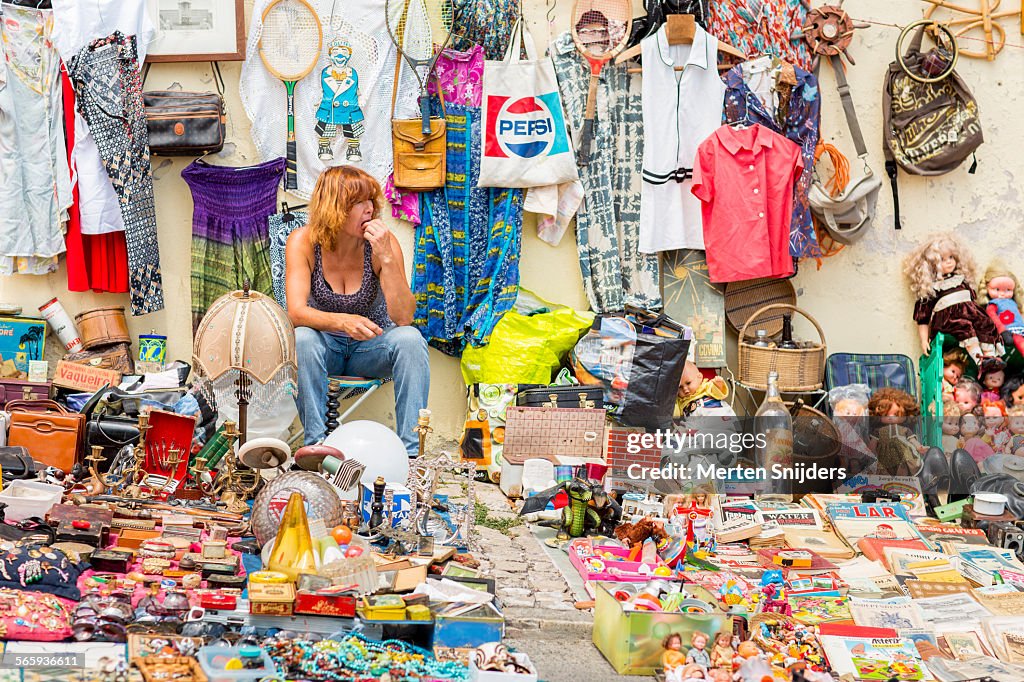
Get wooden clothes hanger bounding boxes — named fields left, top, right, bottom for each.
left=617, top=13, right=745, bottom=71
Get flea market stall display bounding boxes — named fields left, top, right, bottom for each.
left=2, top=0, right=1024, bottom=680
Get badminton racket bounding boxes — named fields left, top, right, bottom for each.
left=259, top=0, right=323, bottom=190
left=386, top=0, right=456, bottom=135
left=570, top=0, right=632, bottom=166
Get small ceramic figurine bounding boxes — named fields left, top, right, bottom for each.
left=981, top=261, right=1024, bottom=356
left=868, top=387, right=927, bottom=476
left=942, top=348, right=968, bottom=395
left=979, top=358, right=1007, bottom=402
left=710, top=631, right=735, bottom=670
left=981, top=399, right=1009, bottom=453
left=663, top=633, right=688, bottom=682
left=954, top=378, right=982, bottom=416
left=903, top=232, right=1002, bottom=363
left=942, top=399, right=961, bottom=455
left=687, top=631, right=712, bottom=669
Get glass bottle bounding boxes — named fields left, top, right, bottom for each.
left=267, top=492, right=319, bottom=581
left=753, top=330, right=770, bottom=347
left=754, top=371, right=794, bottom=502
left=779, top=314, right=798, bottom=349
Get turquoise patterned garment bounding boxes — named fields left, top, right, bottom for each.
left=412, top=47, right=523, bottom=356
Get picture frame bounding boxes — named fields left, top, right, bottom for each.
left=145, top=0, right=246, bottom=62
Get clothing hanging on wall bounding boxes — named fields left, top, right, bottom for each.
left=0, top=2, right=71, bottom=276
left=725, top=57, right=820, bottom=260
left=67, top=31, right=163, bottom=315
left=268, top=209, right=310, bottom=309
left=638, top=24, right=725, bottom=253
left=413, top=46, right=523, bottom=356
left=183, top=157, right=286, bottom=333
left=450, top=0, right=520, bottom=60
left=550, top=32, right=661, bottom=314
left=709, top=0, right=812, bottom=69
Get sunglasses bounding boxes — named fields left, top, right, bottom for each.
left=72, top=619, right=127, bottom=642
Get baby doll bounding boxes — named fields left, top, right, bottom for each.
left=979, top=357, right=1007, bottom=402
left=959, top=412, right=993, bottom=464
left=868, top=388, right=928, bottom=476
left=942, top=399, right=961, bottom=455
left=981, top=261, right=1024, bottom=356
left=942, top=348, right=968, bottom=395
left=981, top=398, right=1009, bottom=452
left=903, top=232, right=1002, bottom=363
left=680, top=663, right=706, bottom=681
left=954, top=377, right=982, bottom=416
left=710, top=631, right=735, bottom=670
left=687, top=631, right=712, bottom=669
left=663, top=633, right=687, bottom=682
left=676, top=361, right=734, bottom=419
left=707, top=669, right=731, bottom=682
left=829, top=384, right=875, bottom=475
left=1002, top=375, right=1024, bottom=409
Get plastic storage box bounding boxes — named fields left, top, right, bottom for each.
left=0, top=481, right=64, bottom=521
left=196, top=645, right=276, bottom=682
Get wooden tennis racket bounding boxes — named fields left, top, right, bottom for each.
left=385, top=0, right=455, bottom=135
left=570, top=0, right=632, bottom=166
left=259, top=0, right=323, bottom=190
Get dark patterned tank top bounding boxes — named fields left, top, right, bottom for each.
left=309, top=242, right=392, bottom=331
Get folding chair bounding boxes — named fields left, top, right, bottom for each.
left=825, top=352, right=918, bottom=399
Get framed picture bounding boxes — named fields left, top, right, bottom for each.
left=145, top=0, right=245, bottom=62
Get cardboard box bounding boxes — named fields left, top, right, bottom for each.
left=592, top=583, right=732, bottom=676
left=360, top=482, right=412, bottom=527
left=249, top=582, right=295, bottom=616
left=294, top=591, right=357, bottom=618
left=0, top=317, right=45, bottom=378
left=53, top=359, right=120, bottom=392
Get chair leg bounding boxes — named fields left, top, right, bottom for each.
left=338, top=383, right=381, bottom=424
left=325, top=381, right=342, bottom=435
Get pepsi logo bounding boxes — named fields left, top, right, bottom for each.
left=495, top=97, right=556, bottom=159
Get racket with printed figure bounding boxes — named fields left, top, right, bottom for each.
left=570, top=0, right=632, bottom=166
left=259, top=0, right=323, bottom=190
left=385, top=0, right=456, bottom=135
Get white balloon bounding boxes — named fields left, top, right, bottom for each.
left=323, top=420, right=409, bottom=487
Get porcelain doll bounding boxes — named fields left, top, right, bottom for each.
left=943, top=348, right=968, bottom=396
left=954, top=378, right=982, bottom=416
left=687, top=631, right=712, bottom=669
left=960, top=412, right=994, bottom=463
left=942, top=399, right=961, bottom=455
left=1002, top=375, right=1024, bottom=409
left=979, top=357, right=1007, bottom=402
left=829, top=384, right=875, bottom=475
left=710, top=631, right=735, bottom=670
left=981, top=398, right=1009, bottom=452
left=903, top=232, right=1002, bottom=363
left=868, top=387, right=927, bottom=476
left=663, top=633, right=688, bottom=682
left=981, top=262, right=1024, bottom=356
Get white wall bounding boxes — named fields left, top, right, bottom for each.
left=2, top=0, right=1022, bottom=442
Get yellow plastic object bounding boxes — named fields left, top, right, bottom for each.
left=224, top=658, right=244, bottom=671
left=266, top=492, right=318, bottom=581
left=359, top=596, right=407, bottom=621
left=406, top=604, right=432, bottom=621
left=248, top=570, right=291, bottom=584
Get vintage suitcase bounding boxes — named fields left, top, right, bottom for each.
left=6, top=399, right=85, bottom=473
left=515, top=385, right=606, bottom=409
left=0, top=380, right=51, bottom=408
left=64, top=342, right=135, bottom=376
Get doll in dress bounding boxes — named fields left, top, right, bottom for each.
left=868, top=387, right=927, bottom=476
left=981, top=398, right=1009, bottom=453
left=943, top=348, right=968, bottom=396
left=1002, top=375, right=1024, bottom=409
left=959, top=412, right=993, bottom=463
left=710, top=631, right=736, bottom=670
left=687, top=631, right=712, bottom=669
left=954, top=378, right=982, bottom=416
left=942, top=399, right=961, bottom=455
left=981, top=262, right=1024, bottom=356
left=664, top=633, right=688, bottom=682
left=903, top=233, right=1002, bottom=363
left=1006, top=405, right=1024, bottom=456
left=979, top=358, right=1006, bottom=402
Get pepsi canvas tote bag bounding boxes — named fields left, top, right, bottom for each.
left=479, top=20, right=579, bottom=188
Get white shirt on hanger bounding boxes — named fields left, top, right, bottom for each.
left=638, top=24, right=725, bottom=253
left=51, top=0, right=155, bottom=236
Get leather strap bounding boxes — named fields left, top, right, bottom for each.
left=5, top=399, right=68, bottom=415
left=886, top=160, right=901, bottom=230
left=829, top=55, right=867, bottom=158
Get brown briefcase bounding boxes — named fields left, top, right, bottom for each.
left=6, top=399, right=85, bottom=473
left=0, top=380, right=51, bottom=408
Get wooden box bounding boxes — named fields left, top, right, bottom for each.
left=295, top=590, right=357, bottom=618
left=249, top=582, right=295, bottom=616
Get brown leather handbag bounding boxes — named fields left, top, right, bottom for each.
left=142, top=63, right=226, bottom=156
left=0, top=380, right=51, bottom=409
left=390, top=56, right=446, bottom=191
left=6, top=400, right=85, bottom=473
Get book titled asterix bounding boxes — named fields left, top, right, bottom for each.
left=819, top=635, right=935, bottom=681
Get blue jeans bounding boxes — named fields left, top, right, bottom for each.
left=295, top=325, right=429, bottom=454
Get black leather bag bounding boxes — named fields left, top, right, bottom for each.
left=0, top=447, right=35, bottom=482
left=0, top=507, right=55, bottom=545
left=84, top=416, right=140, bottom=472
left=143, top=63, right=226, bottom=156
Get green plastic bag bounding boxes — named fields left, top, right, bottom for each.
left=460, top=290, right=594, bottom=385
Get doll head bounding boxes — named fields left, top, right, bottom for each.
left=942, top=400, right=961, bottom=435
left=943, top=348, right=968, bottom=386
left=714, top=632, right=733, bottom=650
left=1002, top=375, right=1024, bottom=408
left=979, top=357, right=1007, bottom=394
left=980, top=261, right=1023, bottom=306
left=954, top=378, right=982, bottom=415
left=681, top=663, right=705, bottom=679
left=868, top=387, right=920, bottom=425
left=678, top=361, right=704, bottom=400
left=664, top=633, right=683, bottom=651
left=736, top=640, right=760, bottom=660
left=982, top=399, right=1007, bottom=431
left=1007, top=405, right=1024, bottom=435
left=960, top=413, right=982, bottom=438
left=903, top=232, right=977, bottom=300
left=829, top=384, right=869, bottom=419
left=691, top=632, right=709, bottom=650
left=708, top=669, right=731, bottom=682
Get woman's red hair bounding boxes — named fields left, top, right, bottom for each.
left=307, top=166, right=383, bottom=250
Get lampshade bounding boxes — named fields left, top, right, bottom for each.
left=192, top=287, right=296, bottom=384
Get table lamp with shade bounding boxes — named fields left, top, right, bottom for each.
left=192, top=282, right=296, bottom=446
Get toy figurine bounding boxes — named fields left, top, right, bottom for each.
left=954, top=378, right=982, bottom=415
left=868, top=387, right=926, bottom=476
left=519, top=476, right=621, bottom=540
left=687, top=631, right=712, bottom=669
left=981, top=262, right=1024, bottom=356
left=1006, top=405, right=1024, bottom=455
left=979, top=357, right=1007, bottom=402
left=942, top=400, right=961, bottom=454
left=710, top=631, right=735, bottom=670
left=959, top=412, right=993, bottom=463
left=1003, top=375, right=1024, bottom=408
left=981, top=398, right=1009, bottom=452
left=676, top=361, right=735, bottom=419
left=903, top=232, right=1001, bottom=363
left=829, top=384, right=874, bottom=475
left=942, top=348, right=969, bottom=395
left=663, top=633, right=688, bottom=682
left=314, top=39, right=365, bottom=162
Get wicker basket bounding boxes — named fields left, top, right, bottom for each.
left=738, top=304, right=826, bottom=392
left=750, top=612, right=803, bottom=654
left=724, top=277, right=796, bottom=334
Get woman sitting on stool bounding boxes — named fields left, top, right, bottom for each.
left=285, top=166, right=429, bottom=456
